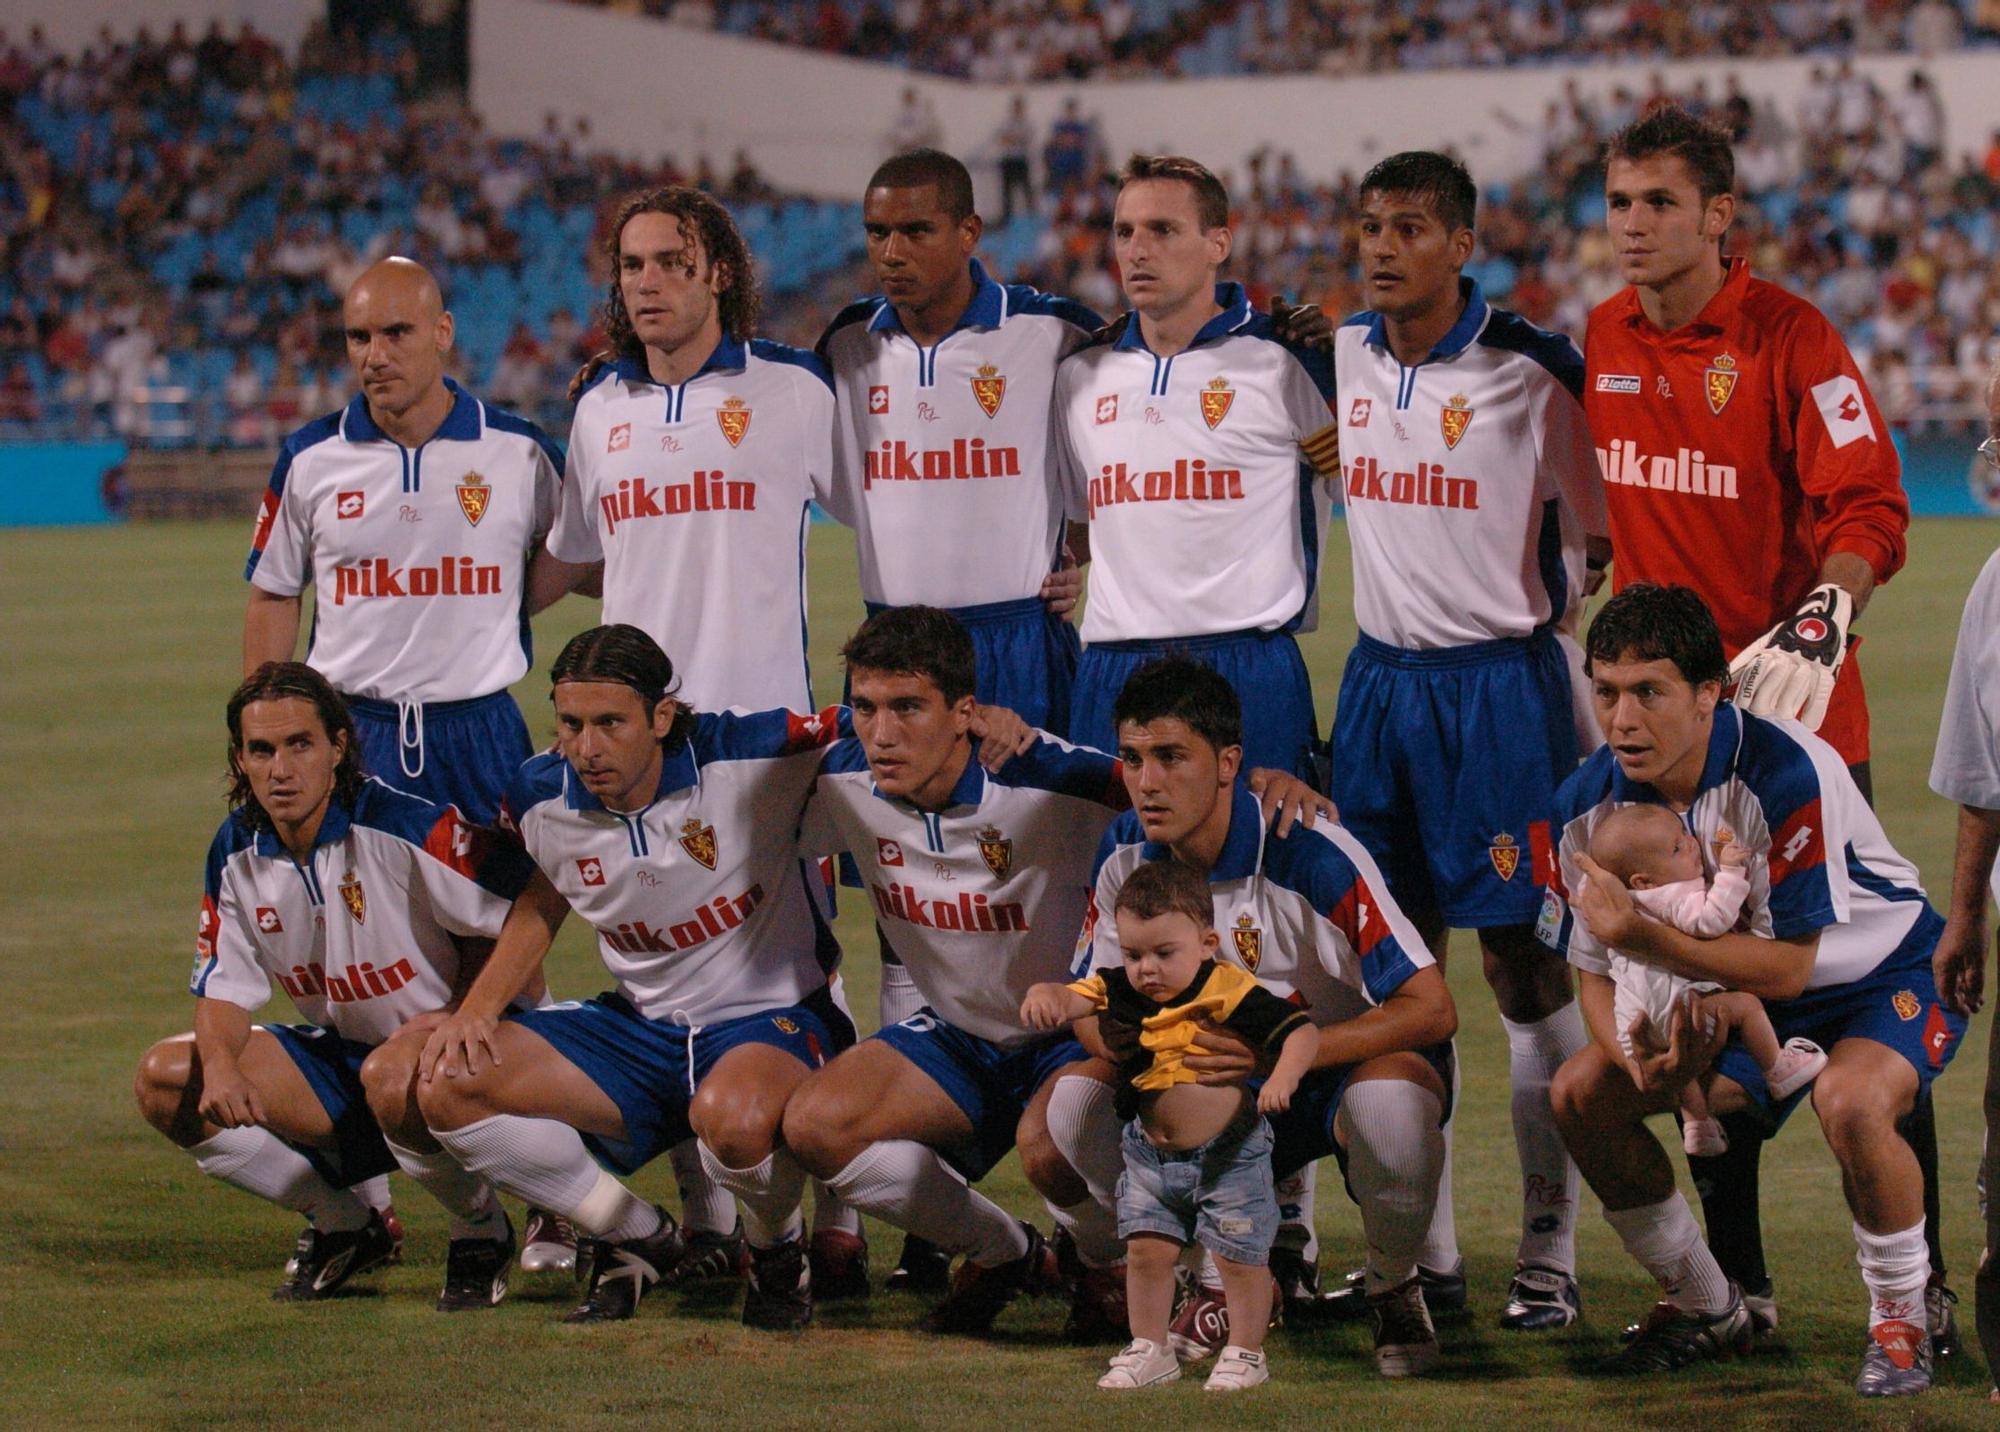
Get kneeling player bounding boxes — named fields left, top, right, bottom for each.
left=416, top=625, right=853, bottom=1328
left=135, top=664, right=533, bottom=1308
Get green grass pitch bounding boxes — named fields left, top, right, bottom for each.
left=2, top=516, right=1996, bottom=1428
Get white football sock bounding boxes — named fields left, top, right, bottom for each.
left=825, top=1140, right=1027, bottom=1267
left=809, top=1180, right=863, bottom=1238
left=348, top=1172, right=393, bottom=1212
left=1854, top=1219, right=1929, bottom=1330
left=1046, top=1195, right=1122, bottom=1269
left=1273, top=1163, right=1318, bottom=1262
left=697, top=1141, right=806, bottom=1249
left=669, top=1138, right=738, bottom=1235
left=1044, top=1074, right=1124, bottom=1204
left=191, top=1127, right=372, bottom=1232
left=1502, top=1005, right=1586, bottom=1274
left=1340, top=1079, right=1445, bottom=1295
left=1604, top=1195, right=1733, bottom=1316
left=877, top=954, right=926, bottom=1027
left=385, top=1137, right=504, bottom=1241
left=434, top=1113, right=660, bottom=1242
left=1417, top=1040, right=1462, bottom=1272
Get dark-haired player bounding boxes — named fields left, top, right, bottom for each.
left=1545, top=584, right=1960, bottom=1396
left=1580, top=105, right=1938, bottom=1347
left=1322, top=150, right=1610, bottom=1330
left=135, top=664, right=537, bottom=1309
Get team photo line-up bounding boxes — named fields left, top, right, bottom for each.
left=129, top=98, right=2000, bottom=1400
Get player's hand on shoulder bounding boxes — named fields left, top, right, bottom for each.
left=567, top=348, right=614, bottom=403
left=1248, top=768, right=1336, bottom=837
left=420, top=1009, right=503, bottom=1082
left=970, top=704, right=1036, bottom=770
left=1931, top=918, right=1989, bottom=1017
left=197, top=1063, right=267, bottom=1130
left=1269, top=294, right=1334, bottom=351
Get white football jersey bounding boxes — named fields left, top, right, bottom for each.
left=192, top=779, right=534, bottom=1046
left=1055, top=284, right=1342, bottom=643
left=1089, top=784, right=1434, bottom=1027
left=503, top=707, right=846, bottom=1025
left=1333, top=282, right=1608, bottom=648
left=1543, top=704, right=1937, bottom=992
left=798, top=731, right=1128, bottom=1046
left=817, top=261, right=1100, bottom=607
left=549, top=338, right=836, bottom=711
left=245, top=381, right=562, bottom=703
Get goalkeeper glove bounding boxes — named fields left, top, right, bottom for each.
left=1728, top=582, right=1853, bottom=731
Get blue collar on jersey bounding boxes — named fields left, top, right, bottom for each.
left=1113, top=282, right=1255, bottom=353
left=605, top=333, right=750, bottom=387
left=1608, top=703, right=1745, bottom=806
left=342, top=376, right=482, bottom=445
left=867, top=259, right=1007, bottom=335
left=252, top=790, right=355, bottom=858
left=1358, top=276, right=1490, bottom=362
left=1139, top=782, right=1263, bottom=881
left=871, top=741, right=988, bottom=810
left=560, top=740, right=700, bottom=814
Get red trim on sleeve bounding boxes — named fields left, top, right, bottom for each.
left=423, top=809, right=482, bottom=881
left=1327, top=874, right=1391, bottom=957
left=196, top=895, right=219, bottom=959
left=1767, top=798, right=1826, bottom=885
left=783, top=705, right=845, bottom=753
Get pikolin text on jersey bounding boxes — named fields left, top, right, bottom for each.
left=600, top=472, right=757, bottom=535
left=1087, top=457, right=1245, bottom=514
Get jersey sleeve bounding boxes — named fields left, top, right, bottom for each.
left=528, top=425, right=563, bottom=546
left=407, top=807, right=535, bottom=939
left=1780, top=309, right=1909, bottom=586
left=545, top=413, right=603, bottom=564
left=1053, top=361, right=1091, bottom=523
left=1300, top=833, right=1431, bottom=1003
left=244, top=446, right=311, bottom=593
left=191, top=833, right=271, bottom=1010
left=795, top=747, right=868, bottom=861
left=1735, top=719, right=1842, bottom=939
left=1279, top=345, right=1342, bottom=478
left=1931, top=551, right=2000, bottom=810
left=1532, top=362, right=1610, bottom=541
left=1087, top=833, right=1133, bottom=974
left=1219, top=975, right=1314, bottom=1049
left=991, top=732, right=1127, bottom=808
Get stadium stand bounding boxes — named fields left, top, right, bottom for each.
left=3, top=7, right=1995, bottom=453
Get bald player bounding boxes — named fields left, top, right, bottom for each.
left=241, top=256, right=575, bottom=1269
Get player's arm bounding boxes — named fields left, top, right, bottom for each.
left=242, top=587, right=302, bottom=672
left=1302, top=963, right=1456, bottom=1070
left=526, top=546, right=598, bottom=614
left=192, top=995, right=265, bottom=1128
left=1529, top=349, right=1614, bottom=591
left=1571, top=852, right=1817, bottom=998
left=420, top=868, right=570, bottom=1080
left=1576, top=969, right=1622, bottom=1060
left=1935, top=804, right=2000, bottom=1015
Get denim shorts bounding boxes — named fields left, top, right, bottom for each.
left=1114, top=1113, right=1279, bottom=1266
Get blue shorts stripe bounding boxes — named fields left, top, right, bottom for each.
left=348, top=689, right=532, bottom=826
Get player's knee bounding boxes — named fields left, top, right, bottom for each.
left=1547, top=1049, right=1601, bottom=1134
left=778, top=1078, right=852, bottom=1176
left=1017, top=1127, right=1085, bottom=1204
left=1811, top=1068, right=1898, bottom=1149
left=414, top=1065, right=484, bottom=1132
left=359, top=1045, right=420, bottom=1139
left=134, top=1038, right=193, bottom=1134
left=689, top=1085, right=781, bottom=1168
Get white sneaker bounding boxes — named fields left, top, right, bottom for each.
left=1204, top=1345, right=1270, bottom=1392
left=1764, top=1037, right=1828, bottom=1101
left=1097, top=1338, right=1181, bottom=1390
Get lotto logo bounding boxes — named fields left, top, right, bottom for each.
left=1347, top=397, right=1371, bottom=426
left=255, top=907, right=283, bottom=933
left=335, top=491, right=365, bottom=520
left=577, top=857, right=606, bottom=886
left=1594, top=374, right=1642, bottom=394
left=608, top=423, right=631, bottom=453
left=1095, top=395, right=1118, bottom=425
left=868, top=386, right=890, bottom=415
left=877, top=838, right=904, bottom=867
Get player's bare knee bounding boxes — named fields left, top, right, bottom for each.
left=1548, top=1049, right=1601, bottom=1132
left=134, top=1038, right=194, bottom=1134
left=1017, top=1129, right=1085, bottom=1204
left=1125, top=1233, right=1182, bottom=1272
left=689, top=1086, right=781, bottom=1168
left=779, top=1082, right=855, bottom=1176
left=415, top=1067, right=486, bottom=1132
left=1812, top=1069, right=1897, bottom=1151
left=359, top=1045, right=421, bottom=1139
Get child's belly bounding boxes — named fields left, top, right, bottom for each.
left=1138, top=1083, right=1253, bottom=1150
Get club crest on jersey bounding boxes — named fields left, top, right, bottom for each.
left=1893, top=989, right=1921, bottom=1021
left=608, top=422, right=631, bottom=453
left=1440, top=393, right=1474, bottom=450
left=1095, top=394, right=1118, bottom=425
left=1200, top=377, right=1235, bottom=430
left=1704, top=354, right=1739, bottom=415
left=977, top=825, right=1012, bottom=880
left=1232, top=913, right=1262, bottom=973
left=680, top=818, right=719, bottom=870
left=455, top=471, right=490, bottom=527
left=1489, top=832, right=1520, bottom=881
left=971, top=364, right=1006, bottom=419
left=338, top=872, right=366, bottom=925
left=255, top=907, right=283, bottom=933
left=716, top=397, right=751, bottom=448
left=772, top=1016, right=799, bottom=1034
left=336, top=490, right=365, bottom=520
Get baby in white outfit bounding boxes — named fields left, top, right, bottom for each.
left=1588, top=803, right=1826, bottom=1156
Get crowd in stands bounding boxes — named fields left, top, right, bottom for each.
left=580, top=0, right=2000, bottom=81
left=3, top=17, right=1995, bottom=449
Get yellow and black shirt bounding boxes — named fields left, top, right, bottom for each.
left=1067, top=959, right=1313, bottom=1119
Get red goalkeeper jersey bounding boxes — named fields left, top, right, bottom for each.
left=1583, top=258, right=1909, bottom=764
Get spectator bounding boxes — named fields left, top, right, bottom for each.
left=993, top=94, right=1035, bottom=223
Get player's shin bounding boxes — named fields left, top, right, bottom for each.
left=824, top=1139, right=1029, bottom=1267
left=697, top=1140, right=806, bottom=1248
left=1687, top=1119, right=1771, bottom=1297
left=1417, top=1044, right=1462, bottom=1275
left=191, top=1126, right=373, bottom=1232
left=1272, top=1164, right=1319, bottom=1265
left=1043, top=1076, right=1123, bottom=1208
left=1604, top=1194, right=1733, bottom=1316
left=1855, top=1219, right=1930, bottom=1334
left=1341, top=1080, right=1445, bottom=1295
left=1502, top=1005, right=1586, bottom=1273
left=669, top=1138, right=739, bottom=1236
left=434, top=1113, right=661, bottom=1242
left=386, top=1137, right=504, bottom=1240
